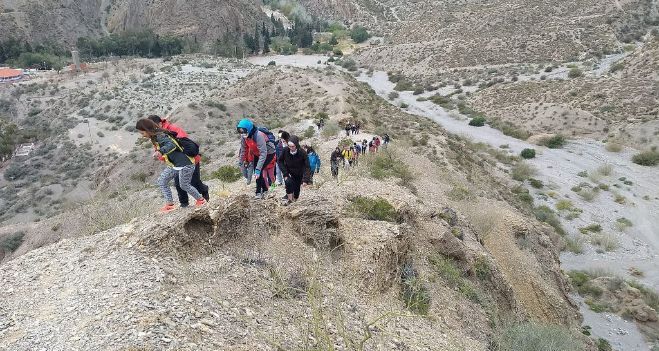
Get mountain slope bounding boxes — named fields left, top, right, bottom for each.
left=0, top=0, right=267, bottom=45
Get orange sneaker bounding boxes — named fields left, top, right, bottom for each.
left=195, top=198, right=206, bottom=207
left=160, top=204, right=176, bottom=213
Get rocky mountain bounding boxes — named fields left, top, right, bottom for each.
left=0, top=0, right=267, bottom=45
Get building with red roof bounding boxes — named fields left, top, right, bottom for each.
left=0, top=67, right=23, bottom=82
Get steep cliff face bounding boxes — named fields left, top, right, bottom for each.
left=106, top=0, right=268, bottom=42
left=0, top=0, right=105, bottom=44
left=0, top=0, right=267, bottom=45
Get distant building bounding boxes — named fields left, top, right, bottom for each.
left=0, top=67, right=24, bottom=83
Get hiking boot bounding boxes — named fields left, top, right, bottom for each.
left=180, top=203, right=189, bottom=208
left=195, top=198, right=206, bottom=207
left=254, top=192, right=264, bottom=200
left=160, top=204, right=176, bottom=213
left=281, top=198, right=291, bottom=206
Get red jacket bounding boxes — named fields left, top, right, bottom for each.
left=155, top=120, right=201, bottom=164
left=244, top=135, right=276, bottom=170
left=162, top=120, right=188, bottom=138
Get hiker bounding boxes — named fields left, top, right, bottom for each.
left=237, top=119, right=277, bottom=199
left=316, top=119, right=325, bottom=130
left=383, top=133, right=390, bottom=147
left=148, top=115, right=209, bottom=206
left=356, top=122, right=361, bottom=134
left=354, top=142, right=362, bottom=156
left=344, top=122, right=351, bottom=137
left=375, top=137, right=382, bottom=151
left=136, top=119, right=206, bottom=212
left=305, top=145, right=321, bottom=184
left=361, top=139, right=368, bottom=155
left=342, top=145, right=353, bottom=167
left=278, top=135, right=311, bottom=205
left=330, top=147, right=343, bottom=179
left=351, top=146, right=359, bottom=166
left=350, top=123, right=356, bottom=135
left=368, top=138, right=376, bottom=153
left=275, top=130, right=290, bottom=186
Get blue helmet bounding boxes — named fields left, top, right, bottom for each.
left=236, top=119, right=254, bottom=134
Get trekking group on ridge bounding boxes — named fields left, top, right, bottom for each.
left=135, top=115, right=389, bottom=213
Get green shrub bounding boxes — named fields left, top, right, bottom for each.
left=596, top=338, right=613, bottom=351
left=512, top=162, right=537, bottom=181
left=394, top=80, right=414, bottom=91
left=303, top=126, right=315, bottom=139
left=474, top=257, right=492, bottom=281
left=539, top=134, right=566, bottom=148
left=400, top=274, right=430, bottom=315
left=267, top=61, right=276, bottom=66
left=495, top=323, right=584, bottom=351
left=1, top=231, right=25, bottom=252
left=367, top=149, right=414, bottom=184
left=349, top=196, right=399, bottom=222
left=388, top=91, right=399, bottom=100
left=212, top=165, right=241, bottom=182
left=568, top=68, right=583, bottom=78
left=533, top=206, right=565, bottom=235
left=632, top=150, right=659, bottom=166
left=564, top=237, right=584, bottom=254
left=615, top=217, right=633, bottom=231
left=579, top=224, right=602, bottom=234
left=468, top=116, right=486, bottom=127
left=428, top=254, right=480, bottom=302
left=321, top=120, right=340, bottom=139
left=350, top=26, right=370, bottom=43
left=568, top=270, right=603, bottom=298
left=529, top=178, right=543, bottom=188
left=520, top=148, right=536, bottom=159
left=590, top=233, right=619, bottom=252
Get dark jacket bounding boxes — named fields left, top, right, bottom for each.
left=278, top=135, right=311, bottom=183
left=155, top=133, right=193, bottom=167
left=330, top=150, right=343, bottom=163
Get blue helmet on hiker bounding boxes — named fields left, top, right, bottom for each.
left=236, top=119, right=254, bottom=135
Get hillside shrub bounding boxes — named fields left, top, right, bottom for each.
left=400, top=263, right=430, bottom=314
left=349, top=196, right=399, bottom=222
left=1, top=231, right=25, bottom=252
left=321, top=120, right=340, bottom=139
left=468, top=116, right=486, bottom=127
left=367, top=149, right=413, bottom=184
left=568, top=68, right=583, bottom=78
left=511, top=162, right=537, bottom=181
left=303, top=126, right=315, bottom=139
left=495, top=323, right=585, bottom=351
left=520, top=148, right=536, bottom=159
left=605, top=142, right=622, bottom=152
left=533, top=206, right=565, bottom=235
left=350, top=26, right=370, bottom=43
left=539, top=134, right=566, bottom=148
left=212, top=165, right=241, bottom=183
left=632, top=150, right=659, bottom=166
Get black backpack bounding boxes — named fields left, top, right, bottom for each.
left=177, top=137, right=200, bottom=157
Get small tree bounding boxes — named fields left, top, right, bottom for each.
left=350, top=26, right=370, bottom=43
left=329, top=35, right=338, bottom=46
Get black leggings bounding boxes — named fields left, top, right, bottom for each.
left=175, top=163, right=209, bottom=205
left=254, top=153, right=275, bottom=194
left=285, top=174, right=303, bottom=199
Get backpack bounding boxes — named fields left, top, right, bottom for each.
left=176, top=136, right=200, bottom=157
left=257, top=127, right=276, bottom=145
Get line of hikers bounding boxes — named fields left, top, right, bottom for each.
left=135, top=115, right=388, bottom=212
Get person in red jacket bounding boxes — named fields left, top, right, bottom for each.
left=237, top=119, right=277, bottom=199
left=148, top=115, right=209, bottom=206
